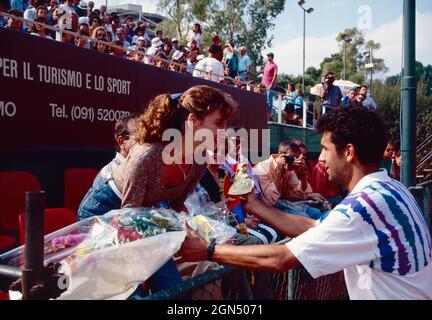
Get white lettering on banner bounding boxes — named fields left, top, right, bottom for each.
left=94, top=75, right=104, bottom=91
left=23, top=62, right=34, bottom=80
left=49, top=102, right=130, bottom=123
left=0, top=101, right=17, bottom=118
left=0, top=58, right=133, bottom=96
left=37, top=64, right=83, bottom=88
left=107, top=77, right=131, bottom=96
left=0, top=58, right=18, bottom=78
left=85, top=73, right=92, bottom=89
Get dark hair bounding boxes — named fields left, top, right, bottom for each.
left=278, top=141, right=301, bottom=154
left=7, top=8, right=22, bottom=17
left=316, top=107, right=388, bottom=166
left=360, top=84, right=368, bottom=90
left=90, top=15, right=101, bottom=24
left=156, top=30, right=163, bottom=35
left=34, top=0, right=46, bottom=8
left=194, top=23, right=201, bottom=33
left=0, top=0, right=11, bottom=10
left=208, top=43, right=220, bottom=54
left=136, top=85, right=237, bottom=144
left=36, top=5, right=47, bottom=13
left=78, top=29, right=89, bottom=37
left=293, top=139, right=306, bottom=149
left=114, top=114, right=139, bottom=152
left=135, top=26, right=145, bottom=34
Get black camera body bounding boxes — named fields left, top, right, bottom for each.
left=284, top=154, right=296, bottom=164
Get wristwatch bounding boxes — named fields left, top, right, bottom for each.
left=207, top=239, right=217, bottom=261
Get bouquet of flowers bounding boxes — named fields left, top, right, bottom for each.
left=0, top=207, right=236, bottom=300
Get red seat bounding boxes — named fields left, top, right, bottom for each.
left=64, top=168, right=98, bottom=214
left=18, top=208, right=77, bottom=245
left=0, top=291, right=9, bottom=300
left=0, top=171, right=41, bottom=231
left=18, top=208, right=77, bottom=244
left=0, top=234, right=16, bottom=251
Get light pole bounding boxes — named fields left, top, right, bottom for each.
left=298, top=0, right=314, bottom=93
left=364, top=49, right=374, bottom=95
left=341, top=33, right=352, bottom=80
left=401, top=0, right=416, bottom=187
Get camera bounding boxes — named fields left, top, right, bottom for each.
left=284, top=155, right=296, bottom=164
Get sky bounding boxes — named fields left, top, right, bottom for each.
left=93, top=0, right=432, bottom=78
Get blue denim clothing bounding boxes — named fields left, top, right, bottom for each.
left=238, top=70, right=248, bottom=82
left=77, top=176, right=121, bottom=221
left=266, top=85, right=276, bottom=111
left=275, top=198, right=322, bottom=220
left=77, top=176, right=183, bottom=298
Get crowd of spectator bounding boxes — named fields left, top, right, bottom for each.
left=1, top=0, right=267, bottom=94
left=0, top=0, right=378, bottom=122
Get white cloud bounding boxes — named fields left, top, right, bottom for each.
left=268, top=11, right=432, bottom=77
left=330, top=0, right=345, bottom=8
left=267, top=33, right=339, bottom=76
left=365, top=12, right=432, bottom=76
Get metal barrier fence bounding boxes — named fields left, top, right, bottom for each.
left=409, top=179, right=432, bottom=234
left=0, top=12, right=241, bottom=84
left=140, top=238, right=348, bottom=300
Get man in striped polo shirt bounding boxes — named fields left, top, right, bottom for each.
left=179, top=107, right=432, bottom=299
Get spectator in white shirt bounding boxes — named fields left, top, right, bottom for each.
left=187, top=23, right=203, bottom=49
left=193, top=44, right=225, bottom=83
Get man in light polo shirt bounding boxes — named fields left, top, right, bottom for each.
left=238, top=46, right=251, bottom=82
left=179, top=107, right=432, bottom=300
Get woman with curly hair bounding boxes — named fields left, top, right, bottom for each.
left=78, top=85, right=236, bottom=218
left=77, top=85, right=236, bottom=297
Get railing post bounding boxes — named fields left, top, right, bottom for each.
left=22, top=191, right=45, bottom=300
left=302, top=101, right=307, bottom=128
left=277, top=93, right=283, bottom=124
left=401, top=0, right=417, bottom=188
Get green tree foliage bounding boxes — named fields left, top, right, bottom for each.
left=158, top=0, right=285, bottom=71
left=367, top=62, right=432, bottom=148
left=157, top=0, right=211, bottom=39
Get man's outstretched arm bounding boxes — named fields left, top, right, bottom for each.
left=179, top=225, right=300, bottom=273
left=243, top=192, right=317, bottom=238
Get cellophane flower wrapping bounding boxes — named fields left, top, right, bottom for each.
left=0, top=206, right=236, bottom=299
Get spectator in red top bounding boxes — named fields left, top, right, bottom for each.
left=261, top=52, right=278, bottom=112
left=211, top=33, right=223, bottom=62
left=311, top=160, right=342, bottom=207
left=293, top=140, right=314, bottom=186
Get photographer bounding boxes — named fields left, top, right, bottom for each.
left=254, top=141, right=325, bottom=219
left=320, top=71, right=342, bottom=110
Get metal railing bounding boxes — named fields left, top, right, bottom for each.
left=409, top=179, right=432, bottom=233
left=0, top=12, right=252, bottom=87
left=272, top=92, right=316, bottom=129
left=416, top=134, right=432, bottom=175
